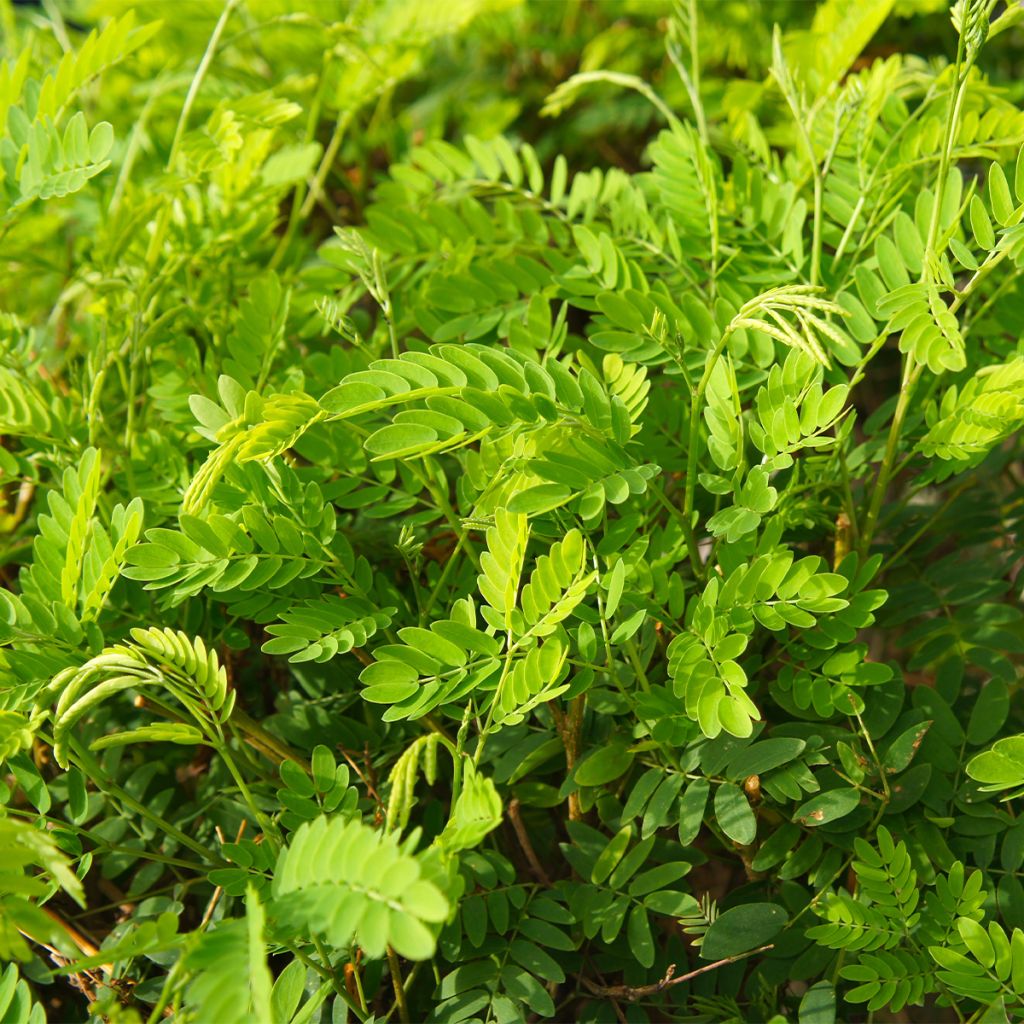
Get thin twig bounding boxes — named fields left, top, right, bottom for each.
left=200, top=820, right=246, bottom=931
left=339, top=746, right=385, bottom=813
left=577, top=943, right=774, bottom=1002
left=508, top=798, right=552, bottom=886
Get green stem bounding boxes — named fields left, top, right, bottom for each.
left=854, top=708, right=891, bottom=802
left=142, top=0, right=237, bottom=279
left=622, top=638, right=651, bottom=693
left=166, top=0, right=238, bottom=171
left=145, top=959, right=185, bottom=1024
left=776, top=49, right=822, bottom=286
left=880, top=481, right=971, bottom=572
left=682, top=329, right=733, bottom=574
left=413, top=460, right=481, bottom=571
left=284, top=940, right=366, bottom=1023
left=387, top=945, right=411, bottom=1024
left=350, top=955, right=369, bottom=1014
left=686, top=0, right=707, bottom=143
left=647, top=479, right=693, bottom=538
left=419, top=531, right=470, bottom=625
left=859, top=360, right=922, bottom=554
left=810, top=171, right=823, bottom=287
left=450, top=706, right=472, bottom=807
left=861, top=25, right=972, bottom=555
left=213, top=738, right=282, bottom=853
left=922, top=40, right=970, bottom=262
left=300, top=110, right=353, bottom=221
left=230, top=707, right=309, bottom=769
left=475, top=631, right=514, bottom=762
left=951, top=246, right=1009, bottom=314
left=110, top=78, right=163, bottom=214
left=68, top=738, right=223, bottom=865
left=269, top=52, right=331, bottom=271
left=290, top=980, right=336, bottom=1024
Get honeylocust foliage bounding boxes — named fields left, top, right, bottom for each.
left=1, top=0, right=1024, bottom=1021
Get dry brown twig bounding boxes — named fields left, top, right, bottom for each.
left=508, top=798, right=552, bottom=886
left=577, top=943, right=775, bottom=1002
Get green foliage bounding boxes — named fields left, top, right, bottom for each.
left=50, top=626, right=234, bottom=768
left=0, top=964, right=46, bottom=1024
left=183, top=887, right=273, bottom=1024
left=808, top=827, right=995, bottom=1013
left=3, top=0, right=1024, bottom=1021
left=0, top=815, right=84, bottom=962
left=272, top=815, right=451, bottom=960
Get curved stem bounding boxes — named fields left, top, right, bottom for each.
left=167, top=0, right=239, bottom=171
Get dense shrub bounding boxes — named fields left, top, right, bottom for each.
left=3, top=0, right=1024, bottom=1021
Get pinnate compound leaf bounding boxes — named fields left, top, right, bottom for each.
left=272, top=816, right=450, bottom=960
